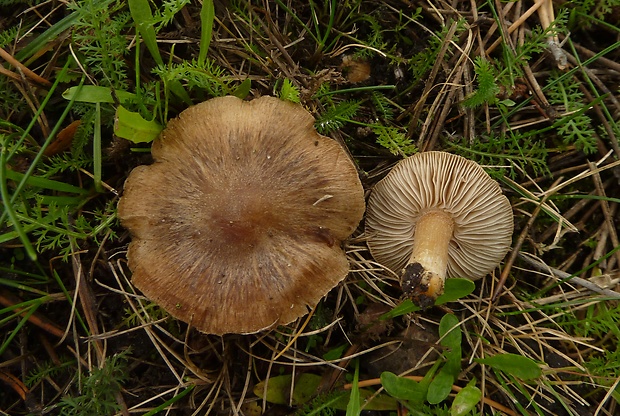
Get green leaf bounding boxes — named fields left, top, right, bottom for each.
left=373, top=125, right=416, bottom=157
left=128, top=0, right=191, bottom=105
left=142, top=386, right=195, bottom=416
left=612, top=383, right=620, bottom=404
left=380, top=299, right=421, bottom=320
left=128, top=0, right=162, bottom=66
left=16, top=12, right=79, bottom=63
left=428, top=314, right=462, bottom=404
left=198, top=0, right=214, bottom=66
left=323, top=344, right=347, bottom=361
left=114, top=106, right=163, bottom=144
left=254, top=373, right=397, bottom=410
left=346, top=360, right=361, bottom=416
left=435, top=279, right=476, bottom=305
left=462, top=57, right=500, bottom=108
left=475, top=353, right=542, bottom=380
left=438, top=314, right=461, bottom=351
left=315, top=100, right=361, bottom=134
left=62, top=85, right=136, bottom=104
left=380, top=372, right=427, bottom=404
left=335, top=390, right=398, bottom=411
left=232, top=78, right=251, bottom=99
left=381, top=279, right=474, bottom=320
left=279, top=78, right=301, bottom=103
left=3, top=169, right=88, bottom=195
left=254, top=373, right=321, bottom=406
left=427, top=370, right=454, bottom=405
left=451, top=382, right=481, bottom=416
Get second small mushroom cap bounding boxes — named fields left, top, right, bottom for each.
left=118, top=96, right=365, bottom=335
left=366, top=151, right=513, bottom=302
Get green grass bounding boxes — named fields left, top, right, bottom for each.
left=1, top=0, right=620, bottom=414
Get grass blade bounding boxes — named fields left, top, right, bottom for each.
left=198, top=0, right=214, bottom=66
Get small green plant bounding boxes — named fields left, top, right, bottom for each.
left=381, top=315, right=542, bottom=415
left=409, top=18, right=466, bottom=84
left=546, top=71, right=597, bottom=154
left=26, top=357, right=76, bottom=388
left=152, top=58, right=235, bottom=97
left=556, top=302, right=620, bottom=382
left=462, top=57, right=501, bottom=109
left=58, top=351, right=130, bottom=415
left=68, top=0, right=131, bottom=90
left=279, top=78, right=301, bottom=103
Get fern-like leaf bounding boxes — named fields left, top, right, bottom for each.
left=315, top=100, right=361, bottom=134
left=373, top=124, right=416, bottom=156
left=463, top=57, right=500, bottom=108
left=279, top=78, right=301, bottom=103
left=371, top=91, right=394, bottom=120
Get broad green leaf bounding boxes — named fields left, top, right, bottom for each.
left=62, top=85, right=136, bottom=104
left=380, top=372, right=426, bottom=404
left=428, top=314, right=462, bottom=404
left=427, top=370, right=454, bottom=405
left=435, top=278, right=476, bottom=305
left=475, top=353, right=542, bottom=380
left=438, top=314, right=461, bottom=351
left=254, top=373, right=321, bottom=405
left=114, top=106, right=163, bottom=144
left=451, top=383, right=481, bottom=416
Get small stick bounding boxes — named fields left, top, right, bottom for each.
left=0, top=46, right=52, bottom=87
left=588, top=162, right=620, bottom=266
left=517, top=252, right=620, bottom=299
left=484, top=0, right=547, bottom=55
left=0, top=290, right=65, bottom=338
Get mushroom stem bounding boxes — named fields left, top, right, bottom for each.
left=401, top=210, right=454, bottom=308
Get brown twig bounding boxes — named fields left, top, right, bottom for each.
left=0, top=290, right=65, bottom=338
left=0, top=369, right=29, bottom=401
left=0, top=46, right=52, bottom=87
left=518, top=252, right=620, bottom=298
left=588, top=162, right=620, bottom=266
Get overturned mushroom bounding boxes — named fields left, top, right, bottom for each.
left=365, top=151, right=513, bottom=308
left=118, top=96, right=365, bottom=335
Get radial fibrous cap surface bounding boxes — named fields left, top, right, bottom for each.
left=118, top=96, right=365, bottom=335
left=365, top=151, right=513, bottom=281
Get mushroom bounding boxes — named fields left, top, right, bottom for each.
left=117, top=96, right=365, bottom=335
left=365, top=151, right=513, bottom=308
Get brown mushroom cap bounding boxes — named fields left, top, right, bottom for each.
left=118, top=96, right=365, bottom=335
left=366, top=151, right=513, bottom=285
